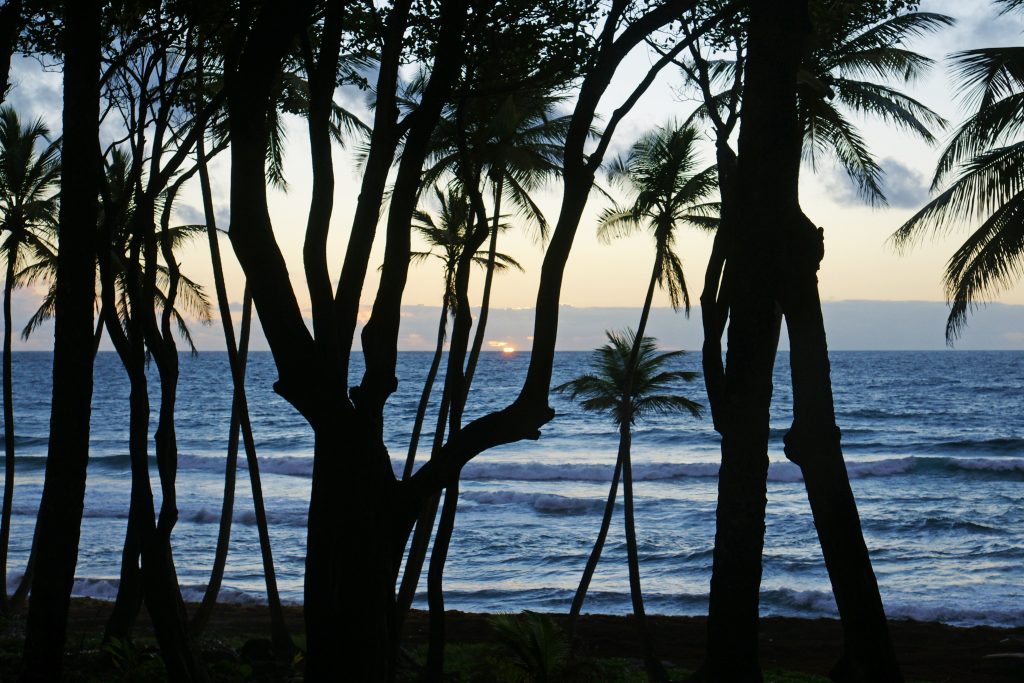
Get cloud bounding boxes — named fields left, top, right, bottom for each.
left=821, top=157, right=931, bottom=210
left=878, top=157, right=932, bottom=210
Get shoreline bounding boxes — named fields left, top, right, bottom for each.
left=25, top=599, right=1017, bottom=681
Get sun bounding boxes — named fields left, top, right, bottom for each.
left=501, top=346, right=516, bottom=354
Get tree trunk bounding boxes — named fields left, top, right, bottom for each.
left=103, top=366, right=150, bottom=643
left=462, top=174, right=504, bottom=390
left=780, top=243, right=901, bottom=681
left=424, top=478, right=458, bottom=682
left=620, top=423, right=668, bottom=682
left=20, top=2, right=100, bottom=677
left=1, top=256, right=16, bottom=609
left=303, top=421, right=398, bottom=680
left=567, top=434, right=623, bottom=632
left=194, top=119, right=290, bottom=652
left=402, top=302, right=449, bottom=480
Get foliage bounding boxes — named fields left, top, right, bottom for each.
left=892, top=0, right=1024, bottom=339
left=597, top=122, right=718, bottom=312
left=0, top=104, right=59, bottom=287
left=555, top=330, right=701, bottom=426
left=487, top=612, right=570, bottom=683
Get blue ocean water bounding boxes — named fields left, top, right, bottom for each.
left=1, top=350, right=1022, bottom=627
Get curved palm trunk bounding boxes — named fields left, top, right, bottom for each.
left=192, top=289, right=252, bottom=634
left=402, top=302, right=449, bottom=480
left=423, top=177, right=505, bottom=677
left=568, top=256, right=660, bottom=652
left=193, top=127, right=290, bottom=652
left=103, top=361, right=150, bottom=643
left=424, top=477, right=458, bottom=681
left=620, top=422, right=668, bottom=682
left=1, top=255, right=16, bottom=610
left=567, top=433, right=623, bottom=631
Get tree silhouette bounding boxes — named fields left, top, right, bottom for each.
left=556, top=330, right=700, bottom=681
left=21, top=2, right=100, bottom=678
left=0, top=105, right=59, bottom=614
left=893, top=0, right=1024, bottom=340
left=565, top=122, right=714, bottom=668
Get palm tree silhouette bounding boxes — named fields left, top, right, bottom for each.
left=598, top=121, right=719, bottom=321
left=892, top=0, right=1024, bottom=340
left=402, top=184, right=521, bottom=480
left=0, top=105, right=59, bottom=612
left=556, top=330, right=701, bottom=682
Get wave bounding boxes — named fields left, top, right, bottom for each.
left=460, top=491, right=605, bottom=515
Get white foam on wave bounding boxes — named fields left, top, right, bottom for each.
left=461, top=490, right=604, bottom=514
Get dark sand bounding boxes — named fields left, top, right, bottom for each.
left=49, top=599, right=1024, bottom=681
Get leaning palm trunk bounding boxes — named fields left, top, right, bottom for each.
left=0, top=255, right=16, bottom=611
left=192, top=129, right=290, bottom=652
left=191, top=289, right=253, bottom=635
left=402, top=302, right=450, bottom=480
left=571, top=258, right=666, bottom=679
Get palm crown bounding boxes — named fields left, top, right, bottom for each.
left=555, top=330, right=702, bottom=427
left=0, top=106, right=60, bottom=287
left=598, top=122, right=718, bottom=313
left=891, top=0, right=1024, bottom=340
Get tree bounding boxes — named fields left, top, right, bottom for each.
left=0, top=105, right=58, bottom=613
left=556, top=330, right=701, bottom=681
left=402, top=185, right=520, bottom=478
left=892, top=0, right=1024, bottom=340
left=20, top=1, right=100, bottom=678
left=561, top=121, right=714, bottom=677
left=692, top=0, right=905, bottom=678
left=217, top=0, right=727, bottom=675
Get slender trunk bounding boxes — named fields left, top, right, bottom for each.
left=194, top=122, right=290, bottom=652
left=780, top=247, right=901, bottom=681
left=1, top=257, right=16, bottom=609
left=422, top=181, right=489, bottom=678
left=462, top=175, right=503, bottom=390
left=567, top=435, right=623, bottom=631
left=424, top=478, right=458, bottom=682
left=21, top=2, right=100, bottom=677
left=402, top=302, right=449, bottom=480
left=103, top=364, right=149, bottom=643
left=620, top=423, right=667, bottom=682
left=394, top=384, right=452, bottom=633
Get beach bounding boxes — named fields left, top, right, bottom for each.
left=0, top=600, right=1019, bottom=681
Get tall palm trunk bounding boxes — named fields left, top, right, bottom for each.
left=192, top=127, right=290, bottom=651
left=103, top=360, right=150, bottom=642
left=21, top=3, right=100, bottom=676
left=1, top=253, right=16, bottom=610
left=569, top=255, right=665, bottom=679
left=567, top=258, right=657, bottom=618
left=192, top=290, right=250, bottom=634
left=402, top=302, right=449, bottom=480
left=423, top=177, right=504, bottom=677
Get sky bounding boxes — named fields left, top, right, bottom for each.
left=4, top=0, right=1024, bottom=351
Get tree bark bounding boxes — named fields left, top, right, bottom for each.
left=1, top=254, right=16, bottom=609
left=779, top=230, right=901, bottom=681
left=402, top=302, right=449, bottom=481
left=20, top=2, right=100, bottom=677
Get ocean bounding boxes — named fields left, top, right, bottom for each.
left=1, top=350, right=1022, bottom=628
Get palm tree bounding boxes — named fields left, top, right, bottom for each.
left=598, top=121, right=718, bottom=330
left=0, top=105, right=59, bottom=613
left=800, top=10, right=953, bottom=203
left=565, top=121, right=715, bottom=681
left=402, top=184, right=520, bottom=478
left=555, top=330, right=701, bottom=681
left=892, top=0, right=1024, bottom=340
